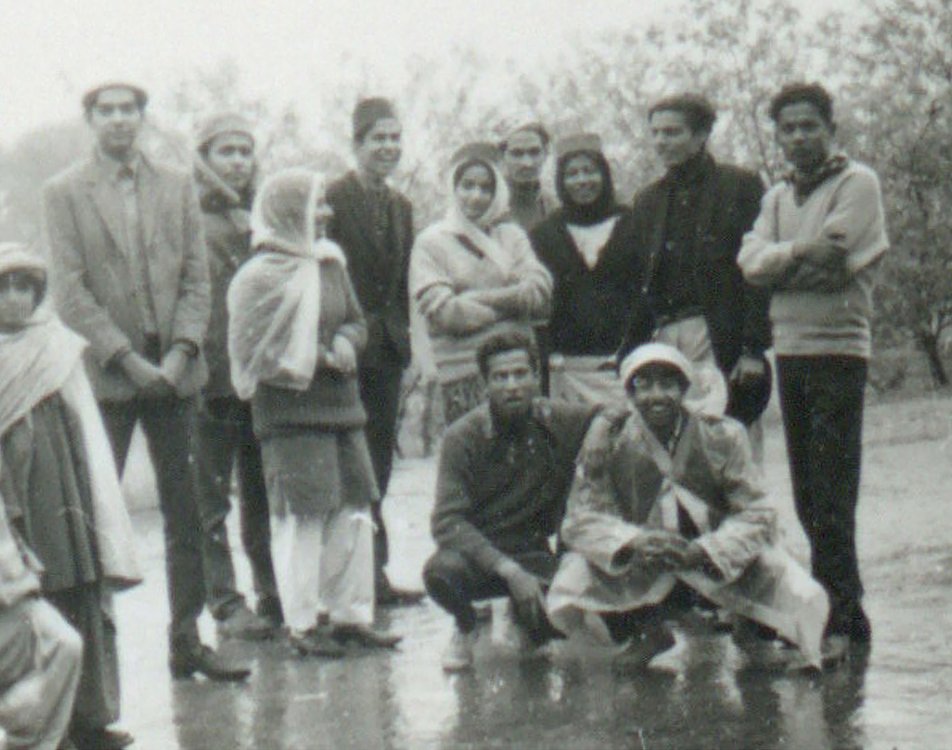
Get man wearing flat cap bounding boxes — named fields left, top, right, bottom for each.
left=326, top=97, right=422, bottom=606
left=499, top=122, right=558, bottom=232
left=619, top=94, right=772, bottom=454
left=42, top=82, right=249, bottom=712
left=547, top=342, right=834, bottom=672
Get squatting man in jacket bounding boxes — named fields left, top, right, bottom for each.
left=424, top=330, right=599, bottom=672
left=546, top=343, right=837, bottom=671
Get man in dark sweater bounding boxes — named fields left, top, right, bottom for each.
left=619, top=94, right=771, bottom=449
left=327, top=98, right=422, bottom=606
left=424, top=331, right=599, bottom=672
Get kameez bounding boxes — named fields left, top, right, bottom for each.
left=547, top=407, right=829, bottom=667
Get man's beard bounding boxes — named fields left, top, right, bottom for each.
left=490, top=400, right=532, bottom=435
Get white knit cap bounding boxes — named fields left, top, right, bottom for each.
left=619, top=343, right=694, bottom=390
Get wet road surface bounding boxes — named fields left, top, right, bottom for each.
left=115, top=396, right=952, bottom=749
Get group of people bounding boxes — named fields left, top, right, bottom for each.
left=0, top=75, right=887, bottom=750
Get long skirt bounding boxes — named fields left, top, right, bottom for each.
left=262, top=428, right=378, bottom=633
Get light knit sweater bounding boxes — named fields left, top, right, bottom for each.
left=737, top=160, right=889, bottom=359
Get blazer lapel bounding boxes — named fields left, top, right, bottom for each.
left=137, top=160, right=158, bottom=250
left=691, top=160, right=722, bottom=251
left=87, top=173, right=126, bottom=254
left=642, top=186, right=668, bottom=292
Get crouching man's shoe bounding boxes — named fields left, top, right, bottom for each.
left=169, top=644, right=251, bottom=682
left=441, top=628, right=477, bottom=672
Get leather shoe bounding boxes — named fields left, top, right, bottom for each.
left=169, top=644, right=251, bottom=682
left=289, top=627, right=346, bottom=658
left=70, top=727, right=134, bottom=750
left=332, top=623, right=402, bottom=649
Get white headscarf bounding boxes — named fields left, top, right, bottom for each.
left=437, top=147, right=514, bottom=272
left=227, top=169, right=345, bottom=399
left=0, top=243, right=140, bottom=589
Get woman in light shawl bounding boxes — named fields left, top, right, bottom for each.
left=0, top=242, right=140, bottom=750
left=409, top=142, right=552, bottom=425
left=227, top=168, right=400, bottom=657
left=530, top=134, right=636, bottom=405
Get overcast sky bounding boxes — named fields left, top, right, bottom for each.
left=1, top=0, right=845, bottom=146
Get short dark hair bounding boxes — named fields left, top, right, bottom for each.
left=476, top=330, right=538, bottom=379
left=648, top=94, right=717, bottom=134
left=769, top=83, right=834, bottom=124
left=82, top=84, right=148, bottom=114
left=499, top=123, right=551, bottom=153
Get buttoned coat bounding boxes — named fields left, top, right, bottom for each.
left=42, top=152, right=210, bottom=402
left=326, top=171, right=414, bottom=369
left=619, top=157, right=770, bottom=374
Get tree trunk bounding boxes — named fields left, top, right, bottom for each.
left=917, top=332, right=949, bottom=386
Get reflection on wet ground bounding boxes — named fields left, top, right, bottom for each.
left=117, top=403, right=952, bottom=749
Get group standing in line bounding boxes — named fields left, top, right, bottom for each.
left=0, top=78, right=887, bottom=750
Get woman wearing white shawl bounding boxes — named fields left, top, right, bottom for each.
left=410, top=142, right=552, bottom=425
left=227, top=169, right=400, bottom=656
left=0, top=242, right=140, bottom=748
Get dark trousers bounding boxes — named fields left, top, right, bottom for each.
left=776, top=355, right=869, bottom=638
left=358, top=364, right=403, bottom=577
left=194, top=397, right=280, bottom=621
left=100, top=395, right=205, bottom=653
left=423, top=548, right=561, bottom=645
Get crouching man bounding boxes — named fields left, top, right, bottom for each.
left=0, top=489, right=82, bottom=750
left=547, top=343, right=831, bottom=671
left=424, top=331, right=600, bottom=672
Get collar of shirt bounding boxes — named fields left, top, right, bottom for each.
left=95, top=147, right=143, bottom=185
left=665, top=150, right=714, bottom=189
left=664, top=411, right=685, bottom=454
left=784, top=151, right=849, bottom=201
left=479, top=398, right=554, bottom=442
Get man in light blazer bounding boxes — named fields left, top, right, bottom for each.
left=326, top=97, right=422, bottom=606
left=42, top=81, right=250, bottom=697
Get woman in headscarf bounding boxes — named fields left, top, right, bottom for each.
left=409, top=142, right=552, bottom=425
left=0, top=242, right=140, bottom=750
left=529, top=133, right=637, bottom=405
left=227, top=168, right=400, bottom=657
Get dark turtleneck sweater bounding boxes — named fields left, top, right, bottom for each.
left=430, top=399, right=596, bottom=572
left=508, top=181, right=552, bottom=232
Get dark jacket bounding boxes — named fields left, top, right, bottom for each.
left=326, top=171, right=414, bottom=370
left=619, top=154, right=771, bottom=374
left=195, top=166, right=254, bottom=400
left=431, top=399, right=596, bottom=573
left=530, top=208, right=637, bottom=357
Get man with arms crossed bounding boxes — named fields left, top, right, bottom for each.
left=738, top=82, right=889, bottom=651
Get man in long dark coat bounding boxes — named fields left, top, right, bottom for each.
left=326, top=98, right=422, bottom=606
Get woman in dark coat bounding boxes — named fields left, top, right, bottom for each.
left=530, top=133, right=637, bottom=404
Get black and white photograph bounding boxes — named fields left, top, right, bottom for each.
left=0, top=0, right=950, bottom=748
